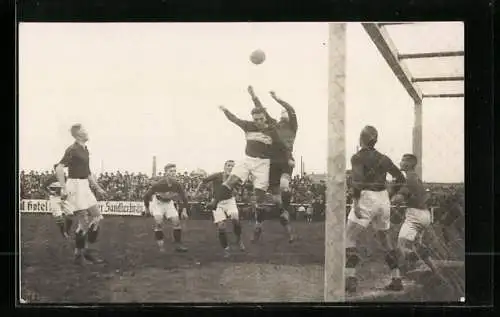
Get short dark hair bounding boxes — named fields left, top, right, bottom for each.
left=360, top=125, right=378, bottom=147
left=402, top=153, right=418, bottom=166
left=164, top=163, right=176, bottom=170
left=251, top=107, right=266, bottom=116
left=70, top=123, right=82, bottom=137
left=225, top=160, right=235, bottom=165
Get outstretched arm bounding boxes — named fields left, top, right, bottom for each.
left=219, top=106, right=251, bottom=130
left=194, top=173, right=220, bottom=196
left=248, top=86, right=275, bottom=124
left=270, top=91, right=297, bottom=132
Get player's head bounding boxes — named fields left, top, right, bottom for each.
left=164, top=163, right=176, bottom=177
left=359, top=125, right=378, bottom=148
left=280, top=109, right=289, bottom=122
left=224, top=160, right=235, bottom=174
left=70, top=123, right=89, bottom=142
left=400, top=153, right=418, bottom=171
left=251, top=108, right=268, bottom=129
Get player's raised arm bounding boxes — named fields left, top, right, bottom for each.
left=270, top=91, right=297, bottom=132
left=219, top=106, right=252, bottom=130
left=195, top=172, right=219, bottom=194
left=248, top=86, right=275, bottom=124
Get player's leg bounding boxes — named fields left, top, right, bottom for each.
left=150, top=199, right=167, bottom=252
left=73, top=209, right=91, bottom=265
left=410, top=209, right=437, bottom=273
left=251, top=158, right=271, bottom=243
left=269, top=167, right=292, bottom=241
left=227, top=197, right=245, bottom=251
left=76, top=180, right=103, bottom=263
left=166, top=201, right=187, bottom=252
left=84, top=204, right=104, bottom=263
left=344, top=191, right=376, bottom=293
left=373, top=192, right=403, bottom=291
left=65, top=180, right=91, bottom=263
left=61, top=200, right=74, bottom=237
left=280, top=166, right=294, bottom=241
left=213, top=202, right=230, bottom=256
left=251, top=194, right=265, bottom=243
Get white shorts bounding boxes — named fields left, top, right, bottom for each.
left=150, top=196, right=179, bottom=222
left=348, top=190, right=391, bottom=231
left=231, top=156, right=270, bottom=191
left=398, top=208, right=432, bottom=241
left=65, top=178, right=98, bottom=212
left=49, top=195, right=73, bottom=218
left=212, top=197, right=239, bottom=224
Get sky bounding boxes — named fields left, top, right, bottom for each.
left=19, top=22, right=464, bottom=183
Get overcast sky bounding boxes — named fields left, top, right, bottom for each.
left=19, top=22, right=464, bottom=183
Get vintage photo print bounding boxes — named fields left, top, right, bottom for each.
left=18, top=22, right=464, bottom=304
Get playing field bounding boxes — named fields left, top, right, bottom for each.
left=19, top=214, right=464, bottom=303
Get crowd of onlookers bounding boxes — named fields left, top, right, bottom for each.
left=19, top=169, right=463, bottom=216
left=19, top=170, right=326, bottom=205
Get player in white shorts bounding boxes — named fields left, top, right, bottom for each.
left=42, top=169, right=73, bottom=239
left=143, top=163, right=189, bottom=253
left=55, top=124, right=107, bottom=265
left=345, top=126, right=407, bottom=293
left=194, top=160, right=245, bottom=258
left=211, top=91, right=283, bottom=222
left=391, top=154, right=439, bottom=285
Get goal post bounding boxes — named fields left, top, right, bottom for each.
left=324, top=22, right=347, bottom=302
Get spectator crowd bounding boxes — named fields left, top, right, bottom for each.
left=20, top=169, right=463, bottom=222
left=19, top=169, right=326, bottom=205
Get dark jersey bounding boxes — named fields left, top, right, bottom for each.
left=222, top=109, right=281, bottom=159
left=58, top=142, right=91, bottom=179
left=252, top=96, right=297, bottom=162
left=275, top=100, right=298, bottom=158
left=143, top=177, right=188, bottom=209
left=350, top=148, right=406, bottom=199
left=398, top=171, right=429, bottom=209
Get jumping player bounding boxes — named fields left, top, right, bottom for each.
left=194, top=160, right=245, bottom=258
left=247, top=87, right=297, bottom=243
left=55, top=124, right=107, bottom=265
left=143, top=163, right=189, bottom=253
left=344, top=125, right=406, bottom=293
left=211, top=94, right=283, bottom=229
left=390, top=154, right=439, bottom=289
left=42, top=166, right=73, bottom=239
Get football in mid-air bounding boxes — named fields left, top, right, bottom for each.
left=250, top=49, right=266, bottom=65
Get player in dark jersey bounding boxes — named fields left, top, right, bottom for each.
left=42, top=166, right=73, bottom=239
left=55, top=124, right=107, bottom=265
left=389, top=154, right=440, bottom=290
left=247, top=86, right=297, bottom=243
left=194, top=160, right=245, bottom=258
left=143, top=163, right=189, bottom=253
left=345, top=125, right=406, bottom=293
left=211, top=94, right=284, bottom=225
